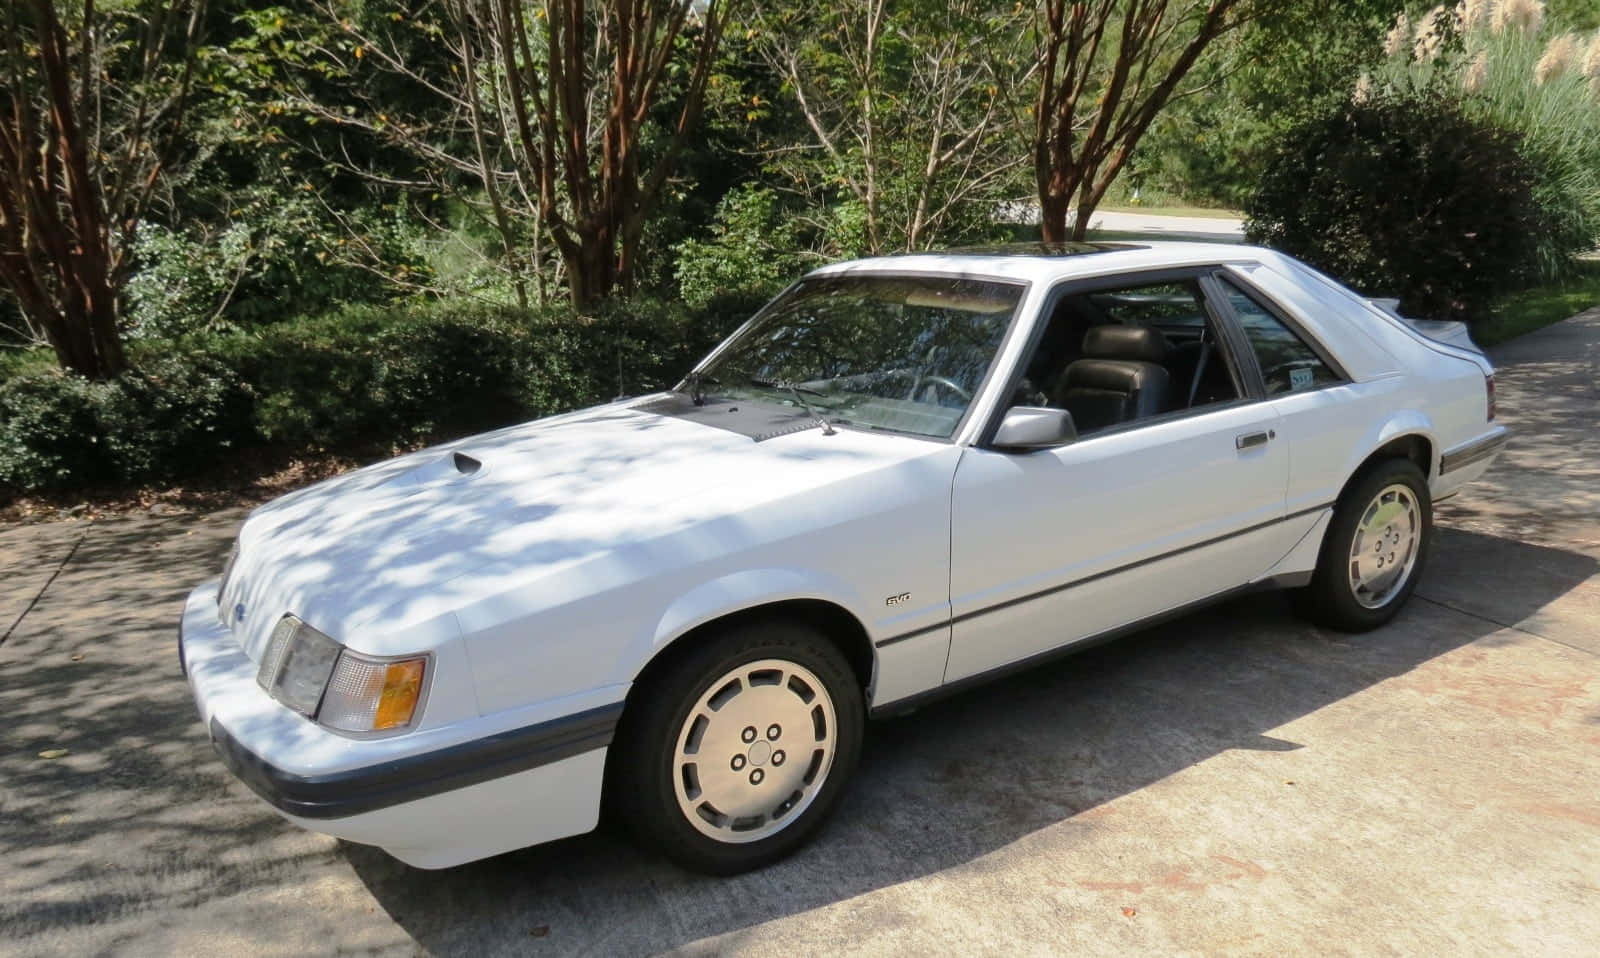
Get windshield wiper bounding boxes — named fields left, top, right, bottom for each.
left=681, top=371, right=720, bottom=406
left=748, top=377, right=837, bottom=436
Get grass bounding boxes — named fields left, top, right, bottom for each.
left=1098, top=204, right=1243, bottom=220
left=1477, top=259, right=1600, bottom=345
left=0, top=344, right=54, bottom=379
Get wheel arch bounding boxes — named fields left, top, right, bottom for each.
left=633, top=598, right=875, bottom=694
left=1345, top=411, right=1437, bottom=498
left=1307, top=421, right=1435, bottom=560
left=1360, top=432, right=1435, bottom=485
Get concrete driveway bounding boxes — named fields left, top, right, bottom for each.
left=4, top=310, right=1598, bottom=957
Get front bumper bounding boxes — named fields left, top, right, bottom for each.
left=180, top=582, right=617, bottom=868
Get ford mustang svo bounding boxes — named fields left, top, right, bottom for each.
left=179, top=242, right=1507, bottom=874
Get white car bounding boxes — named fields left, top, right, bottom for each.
left=180, top=243, right=1507, bottom=874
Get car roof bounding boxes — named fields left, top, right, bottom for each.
left=806, top=241, right=1271, bottom=286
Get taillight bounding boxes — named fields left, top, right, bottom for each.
left=1485, top=373, right=1496, bottom=421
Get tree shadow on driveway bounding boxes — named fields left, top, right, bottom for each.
left=339, top=526, right=1597, bottom=957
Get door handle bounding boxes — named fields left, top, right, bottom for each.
left=1235, top=430, right=1273, bottom=450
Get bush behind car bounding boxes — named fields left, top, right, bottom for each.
left=0, top=295, right=759, bottom=494
left=1244, top=87, right=1559, bottom=323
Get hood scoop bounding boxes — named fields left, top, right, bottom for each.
left=381, top=450, right=486, bottom=494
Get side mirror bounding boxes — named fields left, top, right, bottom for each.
left=992, top=406, right=1077, bottom=452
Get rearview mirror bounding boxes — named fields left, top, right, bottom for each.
left=992, top=406, right=1076, bottom=452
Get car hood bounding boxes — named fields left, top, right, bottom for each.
left=222, top=397, right=942, bottom=660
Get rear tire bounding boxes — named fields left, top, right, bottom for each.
left=608, top=621, right=864, bottom=875
left=1293, top=457, right=1431, bottom=632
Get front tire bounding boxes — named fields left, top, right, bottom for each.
left=609, top=621, right=864, bottom=874
left=1294, top=457, right=1432, bottom=632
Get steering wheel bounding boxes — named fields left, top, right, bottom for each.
left=909, top=374, right=971, bottom=406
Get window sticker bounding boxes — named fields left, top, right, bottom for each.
left=1290, top=366, right=1315, bottom=391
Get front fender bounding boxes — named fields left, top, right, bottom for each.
left=632, top=567, right=874, bottom=675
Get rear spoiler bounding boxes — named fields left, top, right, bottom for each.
left=1367, top=298, right=1483, bottom=356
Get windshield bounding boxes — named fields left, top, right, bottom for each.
left=696, top=274, right=1024, bottom=439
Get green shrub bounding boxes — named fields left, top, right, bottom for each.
left=1369, top=6, right=1600, bottom=276
left=0, top=292, right=764, bottom=494
left=125, top=198, right=431, bottom=339
left=97, top=355, right=255, bottom=481
left=673, top=187, right=807, bottom=309
left=1244, top=88, right=1555, bottom=322
left=189, top=295, right=752, bottom=449
left=0, top=358, right=249, bottom=490
left=0, top=371, right=116, bottom=489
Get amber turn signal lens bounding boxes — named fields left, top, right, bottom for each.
left=319, top=651, right=430, bottom=733
left=373, top=659, right=427, bottom=730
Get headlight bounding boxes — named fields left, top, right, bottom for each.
left=256, top=615, right=429, bottom=733
left=257, top=615, right=342, bottom=716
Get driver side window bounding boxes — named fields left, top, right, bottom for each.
left=1012, top=276, right=1243, bottom=437
left=1218, top=278, right=1340, bottom=396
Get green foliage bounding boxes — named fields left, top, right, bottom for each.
left=0, top=357, right=250, bottom=490
left=1131, top=0, right=1406, bottom=208
left=1549, top=0, right=1600, bottom=32
left=126, top=197, right=431, bottom=338
left=1480, top=258, right=1600, bottom=344
left=0, top=346, right=54, bottom=381
left=673, top=187, right=808, bottom=309
left=0, top=372, right=114, bottom=489
left=1368, top=5, right=1600, bottom=277
left=0, top=292, right=768, bottom=494
left=1245, top=88, right=1554, bottom=322
left=747, top=0, right=1032, bottom=256
left=200, top=294, right=757, bottom=449
left=97, top=356, right=256, bottom=481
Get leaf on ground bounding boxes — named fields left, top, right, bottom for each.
left=1121, top=906, right=1137, bottom=918
left=39, top=749, right=69, bottom=759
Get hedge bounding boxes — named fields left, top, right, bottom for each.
left=1244, top=87, right=1557, bottom=324
left=0, top=293, right=762, bottom=493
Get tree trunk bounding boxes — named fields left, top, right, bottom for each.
left=79, top=255, right=128, bottom=377
left=563, top=226, right=617, bottom=309
left=0, top=0, right=200, bottom=381
left=37, top=298, right=125, bottom=379
left=1070, top=204, right=1095, bottom=242
left=1038, top=177, right=1072, bottom=244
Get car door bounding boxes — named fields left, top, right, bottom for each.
left=1210, top=266, right=1393, bottom=517
left=943, top=270, right=1299, bottom=683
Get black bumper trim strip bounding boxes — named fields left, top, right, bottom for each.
left=873, top=579, right=1271, bottom=717
left=1439, top=431, right=1508, bottom=475
left=208, top=701, right=623, bottom=820
left=875, top=622, right=949, bottom=649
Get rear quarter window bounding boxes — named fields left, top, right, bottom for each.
left=1218, top=278, right=1342, bottom=395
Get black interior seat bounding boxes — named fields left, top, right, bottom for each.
left=1051, top=325, right=1172, bottom=433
